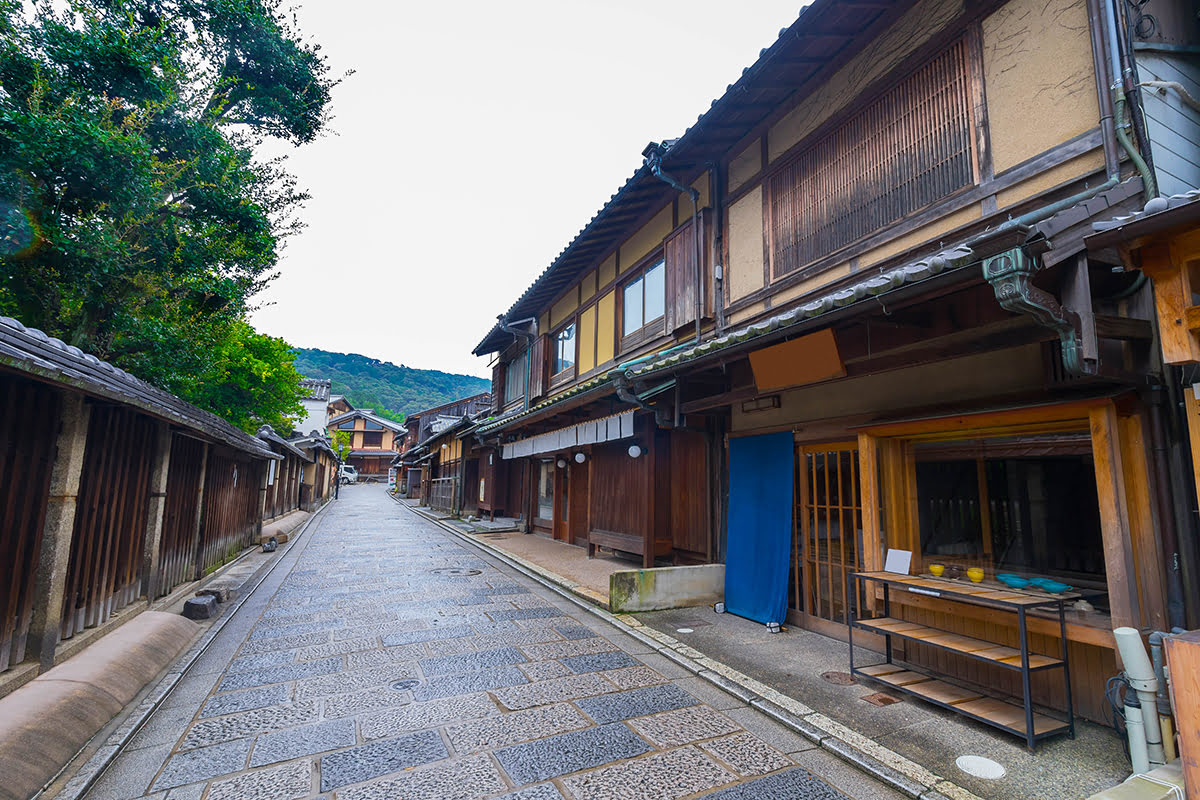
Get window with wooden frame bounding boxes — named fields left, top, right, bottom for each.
left=620, top=256, right=666, bottom=347
left=362, top=431, right=383, bottom=448
left=767, top=37, right=976, bottom=278
left=551, top=321, right=576, bottom=384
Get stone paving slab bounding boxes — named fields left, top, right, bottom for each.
left=80, top=487, right=884, bottom=800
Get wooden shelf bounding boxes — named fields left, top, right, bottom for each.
left=856, top=664, right=1069, bottom=738
left=850, top=571, right=1074, bottom=749
left=855, top=617, right=1063, bottom=670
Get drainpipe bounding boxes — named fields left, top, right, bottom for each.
left=644, top=143, right=703, bottom=345
left=1100, top=0, right=1157, bottom=197
left=1147, top=386, right=1187, bottom=630
left=499, top=315, right=538, bottom=412
left=709, top=161, right=726, bottom=333
left=1087, top=0, right=1121, bottom=179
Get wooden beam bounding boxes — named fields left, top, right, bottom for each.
left=1164, top=631, right=1200, bottom=798
left=1118, top=412, right=1168, bottom=631
left=1140, top=243, right=1200, bottom=363
left=1094, top=315, right=1154, bottom=340
left=680, top=386, right=758, bottom=415
left=1088, top=404, right=1142, bottom=629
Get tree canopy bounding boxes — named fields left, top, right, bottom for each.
left=0, top=0, right=337, bottom=432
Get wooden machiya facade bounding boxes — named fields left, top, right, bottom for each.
left=474, top=0, right=1200, bottom=727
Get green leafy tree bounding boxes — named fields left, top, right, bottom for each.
left=0, top=0, right=337, bottom=428
left=329, top=428, right=352, bottom=462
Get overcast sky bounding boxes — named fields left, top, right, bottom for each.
left=250, top=1, right=804, bottom=378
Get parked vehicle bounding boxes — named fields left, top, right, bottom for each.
left=338, top=464, right=358, bottom=485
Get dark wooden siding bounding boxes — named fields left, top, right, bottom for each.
left=768, top=37, right=974, bottom=276
left=670, top=430, right=710, bottom=559
left=197, top=449, right=261, bottom=575
left=664, top=210, right=713, bottom=333
left=157, top=434, right=206, bottom=598
left=590, top=441, right=649, bottom=537
left=529, top=335, right=547, bottom=401
left=0, top=376, right=60, bottom=670
left=61, top=405, right=155, bottom=640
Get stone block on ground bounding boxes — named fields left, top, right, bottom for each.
left=196, top=584, right=236, bottom=603
left=183, top=595, right=219, bottom=620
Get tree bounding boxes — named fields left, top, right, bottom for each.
left=330, top=428, right=352, bottom=462
left=0, top=0, right=337, bottom=428
left=190, top=321, right=305, bottom=433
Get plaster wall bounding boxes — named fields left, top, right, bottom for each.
left=983, top=0, right=1100, bottom=174
left=732, top=343, right=1046, bottom=433
left=619, top=206, right=673, bottom=272
left=727, top=185, right=764, bottom=301
left=728, top=141, right=762, bottom=194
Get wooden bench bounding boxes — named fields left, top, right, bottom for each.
left=588, top=528, right=673, bottom=568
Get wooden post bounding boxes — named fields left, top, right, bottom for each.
left=1088, top=404, right=1142, bottom=628
left=1164, top=630, right=1200, bottom=797
left=141, top=421, right=172, bottom=603
left=191, top=442, right=209, bottom=581
left=27, top=392, right=90, bottom=670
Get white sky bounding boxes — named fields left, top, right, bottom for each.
left=251, top=1, right=804, bottom=378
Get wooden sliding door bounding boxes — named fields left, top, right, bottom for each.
left=794, top=443, right=864, bottom=629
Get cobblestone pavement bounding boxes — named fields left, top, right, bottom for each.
left=81, top=487, right=884, bottom=800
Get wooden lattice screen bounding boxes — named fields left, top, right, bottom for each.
left=769, top=38, right=974, bottom=276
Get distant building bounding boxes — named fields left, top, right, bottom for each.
left=327, top=408, right=406, bottom=478
left=294, top=378, right=332, bottom=436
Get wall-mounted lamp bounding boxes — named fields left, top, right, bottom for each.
left=574, top=452, right=586, bottom=464
left=556, top=458, right=567, bottom=469
left=627, top=444, right=642, bottom=459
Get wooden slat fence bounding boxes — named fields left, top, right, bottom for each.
left=197, top=449, right=263, bottom=575
left=429, top=477, right=457, bottom=513
left=157, top=434, right=206, bottom=598
left=0, top=376, right=61, bottom=670
left=60, top=405, right=155, bottom=640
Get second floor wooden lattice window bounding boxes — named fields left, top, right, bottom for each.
left=768, top=38, right=975, bottom=277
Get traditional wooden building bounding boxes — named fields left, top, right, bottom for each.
left=474, top=0, right=1200, bottom=732
left=326, top=408, right=406, bottom=478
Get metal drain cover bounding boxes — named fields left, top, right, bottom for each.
left=390, top=679, right=420, bottom=691
left=820, top=671, right=857, bottom=686
left=860, top=692, right=902, bottom=707
left=429, top=567, right=482, bottom=576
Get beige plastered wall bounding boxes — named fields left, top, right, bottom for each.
left=620, top=207, right=673, bottom=272
left=983, top=0, right=1100, bottom=174
left=732, top=343, right=1045, bottom=433
left=727, top=185, right=764, bottom=302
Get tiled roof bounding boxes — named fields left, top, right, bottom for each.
left=472, top=0, right=901, bottom=356
left=1090, top=189, right=1200, bottom=233
left=0, top=316, right=277, bottom=459
left=257, top=425, right=311, bottom=461
left=475, top=371, right=619, bottom=435
left=327, top=408, right=407, bottom=434
left=624, top=245, right=977, bottom=380
left=299, top=377, right=331, bottom=401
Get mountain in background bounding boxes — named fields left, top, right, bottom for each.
left=292, top=348, right=490, bottom=422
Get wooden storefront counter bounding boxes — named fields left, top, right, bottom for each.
left=871, top=582, right=1117, bottom=724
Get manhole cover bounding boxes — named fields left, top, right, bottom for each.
left=429, top=567, right=482, bottom=576
left=390, top=679, right=420, bottom=691
left=820, top=671, right=857, bottom=686
left=956, top=755, right=1006, bottom=779
left=860, top=692, right=902, bottom=707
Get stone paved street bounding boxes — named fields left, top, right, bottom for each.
left=80, top=487, right=892, bottom=800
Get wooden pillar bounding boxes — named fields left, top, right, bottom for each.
left=191, top=442, right=209, bottom=581
left=1117, top=412, right=1168, bottom=631
left=141, top=421, right=172, bottom=603
left=27, top=393, right=90, bottom=670
left=1164, top=630, right=1200, bottom=797
left=1089, top=404, right=1142, bottom=628
left=258, top=458, right=270, bottom=532
left=856, top=433, right=882, bottom=574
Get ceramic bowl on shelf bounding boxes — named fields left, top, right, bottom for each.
left=997, top=574, right=1031, bottom=588
left=1038, top=580, right=1074, bottom=594
left=966, top=567, right=984, bottom=583
left=929, top=564, right=945, bottom=577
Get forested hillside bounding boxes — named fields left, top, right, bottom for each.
left=293, top=349, right=489, bottom=419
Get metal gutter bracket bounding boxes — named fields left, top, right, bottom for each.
left=983, top=247, right=1095, bottom=376
left=615, top=375, right=674, bottom=428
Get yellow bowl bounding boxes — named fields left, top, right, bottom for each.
left=967, top=568, right=984, bottom=583
left=929, top=564, right=945, bottom=577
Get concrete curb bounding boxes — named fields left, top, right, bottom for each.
left=398, top=496, right=984, bottom=800
left=46, top=498, right=335, bottom=800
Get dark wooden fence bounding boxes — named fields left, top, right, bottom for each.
left=429, top=477, right=457, bottom=513
left=0, top=376, right=60, bottom=671
left=197, top=450, right=263, bottom=576
left=60, top=406, right=156, bottom=640
left=157, top=434, right=206, bottom=598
